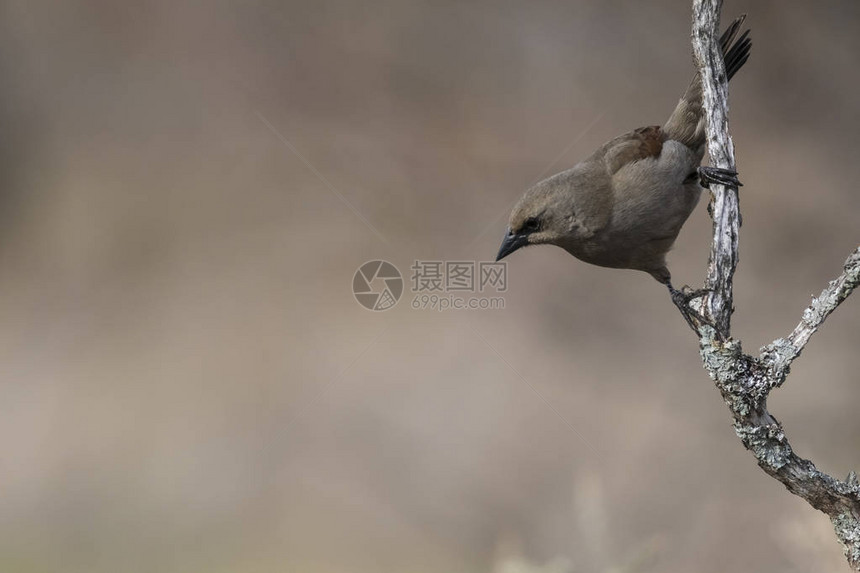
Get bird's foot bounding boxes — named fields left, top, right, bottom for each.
left=698, top=166, right=742, bottom=189
left=668, top=285, right=714, bottom=334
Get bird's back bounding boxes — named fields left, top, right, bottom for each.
left=565, top=133, right=701, bottom=275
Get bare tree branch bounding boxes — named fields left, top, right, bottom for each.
left=684, top=0, right=860, bottom=568
left=692, top=0, right=740, bottom=338
left=761, top=246, right=860, bottom=386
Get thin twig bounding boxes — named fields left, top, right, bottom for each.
left=760, top=246, right=860, bottom=386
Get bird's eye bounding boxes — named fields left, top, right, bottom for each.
left=522, top=217, right=540, bottom=232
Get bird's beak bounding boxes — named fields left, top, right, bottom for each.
left=496, top=227, right=528, bottom=261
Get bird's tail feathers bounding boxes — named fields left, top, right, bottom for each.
left=663, top=15, right=752, bottom=150
left=721, top=15, right=752, bottom=81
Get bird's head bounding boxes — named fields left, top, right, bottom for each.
left=496, top=179, right=579, bottom=261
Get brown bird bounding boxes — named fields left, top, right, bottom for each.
left=496, top=17, right=751, bottom=302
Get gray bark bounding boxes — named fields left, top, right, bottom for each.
left=683, top=0, right=860, bottom=568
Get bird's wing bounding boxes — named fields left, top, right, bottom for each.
left=566, top=126, right=664, bottom=236
left=599, top=126, right=665, bottom=175
left=551, top=127, right=663, bottom=238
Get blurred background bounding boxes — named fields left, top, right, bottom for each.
left=0, top=0, right=858, bottom=571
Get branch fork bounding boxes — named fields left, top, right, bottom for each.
left=686, top=0, right=860, bottom=567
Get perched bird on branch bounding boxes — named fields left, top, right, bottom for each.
left=496, top=16, right=751, bottom=302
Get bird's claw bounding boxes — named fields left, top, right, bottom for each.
left=668, top=285, right=715, bottom=334
left=698, top=166, right=742, bottom=189
left=670, top=286, right=709, bottom=306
